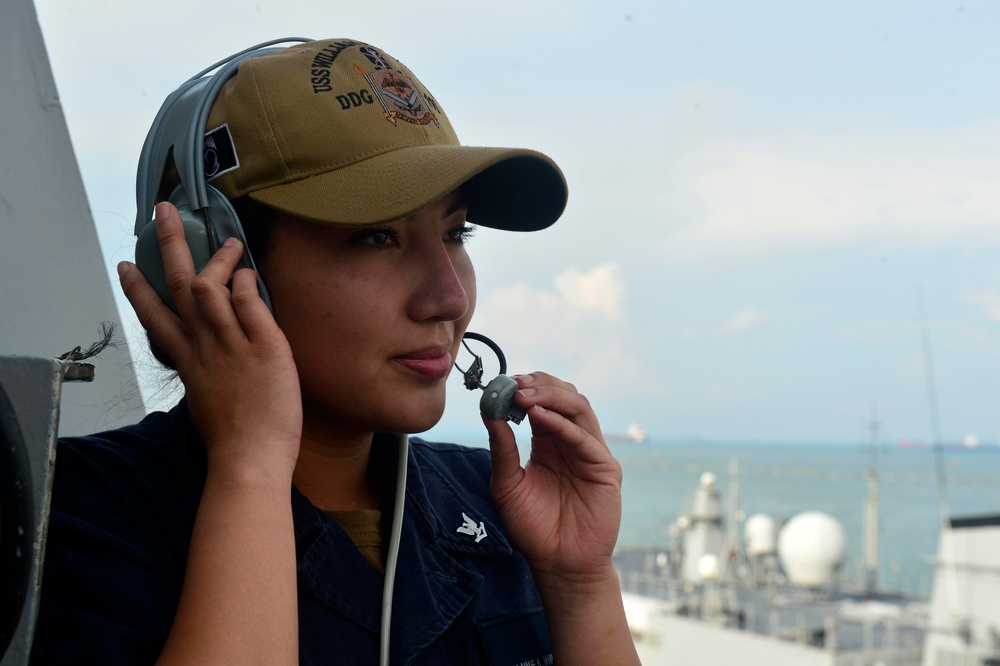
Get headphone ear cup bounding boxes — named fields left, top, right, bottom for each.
left=134, top=186, right=213, bottom=313
left=202, top=184, right=274, bottom=313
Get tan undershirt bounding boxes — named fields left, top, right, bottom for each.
left=325, top=509, right=386, bottom=577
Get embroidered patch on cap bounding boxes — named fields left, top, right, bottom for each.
left=203, top=124, right=239, bottom=181
left=350, top=45, right=439, bottom=128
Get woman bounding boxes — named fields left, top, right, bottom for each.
left=31, top=39, right=639, bottom=665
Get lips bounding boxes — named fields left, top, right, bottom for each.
left=393, top=347, right=454, bottom=380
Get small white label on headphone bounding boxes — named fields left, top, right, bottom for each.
left=204, top=124, right=239, bottom=181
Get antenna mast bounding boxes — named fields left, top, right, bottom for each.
left=864, top=400, right=880, bottom=597
left=918, top=289, right=958, bottom=619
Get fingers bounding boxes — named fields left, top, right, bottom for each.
left=515, top=371, right=578, bottom=394
left=118, top=259, right=189, bottom=360
left=152, top=203, right=246, bottom=331
left=153, top=202, right=197, bottom=295
left=230, top=268, right=281, bottom=343
left=125, top=202, right=271, bottom=362
left=482, top=414, right=524, bottom=497
left=513, top=373, right=605, bottom=445
left=187, top=237, right=247, bottom=339
left=508, top=373, right=619, bottom=479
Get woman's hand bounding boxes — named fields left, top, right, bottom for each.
left=483, top=372, right=639, bottom=665
left=482, top=371, right=622, bottom=586
left=119, top=202, right=302, bottom=477
left=122, top=203, right=302, bottom=665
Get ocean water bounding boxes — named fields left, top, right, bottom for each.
left=612, top=440, right=1000, bottom=599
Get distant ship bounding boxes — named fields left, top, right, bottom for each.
left=607, top=423, right=648, bottom=444
left=898, top=434, right=997, bottom=450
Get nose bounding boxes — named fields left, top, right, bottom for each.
left=406, top=241, right=472, bottom=323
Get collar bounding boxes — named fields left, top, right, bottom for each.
left=401, top=437, right=511, bottom=558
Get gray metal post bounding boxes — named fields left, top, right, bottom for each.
left=0, top=357, right=94, bottom=666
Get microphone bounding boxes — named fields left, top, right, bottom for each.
left=454, top=332, right=526, bottom=424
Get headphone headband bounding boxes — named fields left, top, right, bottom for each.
left=134, top=38, right=313, bottom=235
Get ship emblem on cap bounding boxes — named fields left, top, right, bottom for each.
left=353, top=46, right=439, bottom=128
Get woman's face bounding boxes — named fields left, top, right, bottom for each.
left=262, top=190, right=476, bottom=437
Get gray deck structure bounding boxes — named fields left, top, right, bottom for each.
left=616, top=478, right=1000, bottom=665
left=1, top=0, right=145, bottom=436
left=1, top=3, right=146, bottom=662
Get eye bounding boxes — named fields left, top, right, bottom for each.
left=354, top=227, right=399, bottom=248
left=446, top=224, right=477, bottom=244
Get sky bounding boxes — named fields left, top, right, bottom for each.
left=33, top=0, right=1000, bottom=445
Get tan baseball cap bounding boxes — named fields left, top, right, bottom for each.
left=203, top=39, right=567, bottom=231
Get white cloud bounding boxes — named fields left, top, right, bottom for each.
left=470, top=263, right=655, bottom=397
left=552, top=264, right=625, bottom=322
left=717, top=307, right=769, bottom=337
left=966, top=291, right=1000, bottom=322
left=663, top=130, right=1000, bottom=260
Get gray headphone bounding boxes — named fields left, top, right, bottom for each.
left=133, top=38, right=314, bottom=313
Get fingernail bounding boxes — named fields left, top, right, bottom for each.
left=513, top=374, right=534, bottom=384
left=154, top=202, right=170, bottom=222
left=518, top=388, right=536, bottom=397
left=223, top=237, right=238, bottom=248
left=533, top=404, right=547, bottom=413
left=117, top=262, right=130, bottom=278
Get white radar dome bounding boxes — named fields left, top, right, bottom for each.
left=777, top=511, right=847, bottom=588
left=744, top=513, right=777, bottom=556
left=700, top=472, right=716, bottom=488
left=698, top=553, right=721, bottom=580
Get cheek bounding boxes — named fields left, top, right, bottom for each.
left=460, top=256, right=477, bottom=320
left=263, top=265, right=332, bottom=359
left=275, top=279, right=376, bottom=357
left=449, top=258, right=476, bottom=360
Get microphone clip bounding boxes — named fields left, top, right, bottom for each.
left=455, top=333, right=526, bottom=425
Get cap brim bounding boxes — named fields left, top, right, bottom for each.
left=247, top=145, right=567, bottom=231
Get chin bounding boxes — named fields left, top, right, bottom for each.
left=374, top=393, right=446, bottom=435
left=397, top=420, right=440, bottom=436
left=389, top=409, right=445, bottom=435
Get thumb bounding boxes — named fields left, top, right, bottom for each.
left=482, top=414, right=523, bottom=496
